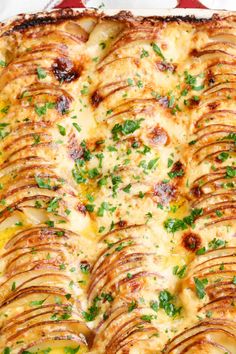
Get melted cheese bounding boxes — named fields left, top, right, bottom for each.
left=0, top=8, right=235, bottom=354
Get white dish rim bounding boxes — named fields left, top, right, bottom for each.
left=1, top=7, right=234, bottom=24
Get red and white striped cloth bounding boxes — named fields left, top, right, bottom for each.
left=56, top=0, right=235, bottom=9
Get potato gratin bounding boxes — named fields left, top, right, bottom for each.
left=0, top=8, right=235, bottom=354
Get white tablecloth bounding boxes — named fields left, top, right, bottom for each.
left=0, top=0, right=61, bottom=21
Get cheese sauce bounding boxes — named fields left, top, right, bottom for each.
left=0, top=8, right=235, bottom=354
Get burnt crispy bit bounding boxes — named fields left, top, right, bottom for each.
left=52, top=57, right=80, bottom=83
left=207, top=70, right=215, bottom=86
left=107, top=11, right=213, bottom=25
left=117, top=220, right=127, bottom=228
left=77, top=203, right=87, bottom=215
left=148, top=124, right=169, bottom=146
left=156, top=61, right=176, bottom=73
left=91, top=90, right=103, bottom=107
left=154, top=182, right=176, bottom=205
left=70, top=147, right=83, bottom=161
left=168, top=161, right=185, bottom=179
left=191, top=185, right=203, bottom=198
left=159, top=96, right=169, bottom=108
left=208, top=102, right=220, bottom=111
left=56, top=94, right=70, bottom=115
left=2, top=9, right=79, bottom=35
left=68, top=133, right=84, bottom=161
left=188, top=97, right=200, bottom=107
left=182, top=232, right=202, bottom=252
left=80, top=260, right=90, bottom=273
left=127, top=137, right=141, bottom=149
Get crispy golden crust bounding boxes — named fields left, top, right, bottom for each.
left=0, top=8, right=231, bottom=37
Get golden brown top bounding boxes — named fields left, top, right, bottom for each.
left=0, top=8, right=235, bottom=354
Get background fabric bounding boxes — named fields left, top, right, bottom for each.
left=0, top=0, right=235, bottom=22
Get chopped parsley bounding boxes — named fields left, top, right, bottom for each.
left=0, top=122, right=10, bottom=140
left=151, top=43, right=165, bottom=61
left=80, top=141, right=92, bottom=161
left=64, top=346, right=80, bottom=354
left=107, top=145, right=117, bottom=152
left=196, top=247, right=206, bottom=255
left=150, top=300, right=159, bottom=312
left=147, top=158, right=159, bottom=170
left=123, top=184, right=131, bottom=193
left=173, top=265, right=187, bottom=279
left=33, top=134, right=40, bottom=145
left=159, top=290, right=181, bottom=317
left=98, top=176, right=107, bottom=187
left=208, top=238, right=226, bottom=250
left=164, top=208, right=203, bottom=233
left=194, top=277, right=208, bottom=299
left=86, top=204, right=95, bottom=212
left=217, top=152, right=229, bottom=162
left=196, top=238, right=226, bottom=255
left=81, top=85, right=89, bottom=95
left=72, top=168, right=86, bottom=184
left=99, top=226, right=105, bottom=233
left=183, top=208, right=203, bottom=226
left=111, top=119, right=144, bottom=141
left=95, top=153, right=104, bottom=168
left=225, top=166, right=236, bottom=178
left=137, top=80, right=143, bottom=88
left=57, top=124, right=66, bottom=136
left=34, top=200, right=42, bottom=209
left=140, top=49, right=149, bottom=58
left=35, top=102, right=55, bottom=116
left=80, top=263, right=90, bottom=274
left=45, top=220, right=54, bottom=227
left=35, top=176, right=52, bottom=190
left=37, top=67, right=47, bottom=79
left=164, top=218, right=187, bottom=233
left=3, top=348, right=11, bottom=354
left=184, top=72, right=197, bottom=86
left=82, top=296, right=100, bottom=321
left=167, top=158, right=173, bottom=168
left=99, top=42, right=106, bottom=50
left=141, top=314, right=156, bottom=323
left=0, top=60, right=7, bottom=67
left=0, top=106, right=10, bottom=114
left=184, top=71, right=204, bottom=91
left=72, top=122, right=81, bottom=133
left=88, top=168, right=99, bottom=179
left=188, top=140, right=197, bottom=146
left=127, top=78, right=134, bottom=86
left=222, top=132, right=236, bottom=144
left=128, top=300, right=137, bottom=312
left=111, top=175, right=122, bottom=195
left=97, top=202, right=116, bottom=217
left=101, top=292, right=114, bottom=303
left=206, top=310, right=212, bottom=318
left=30, top=298, right=46, bottom=307
left=168, top=169, right=184, bottom=179
left=47, top=197, right=60, bottom=213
